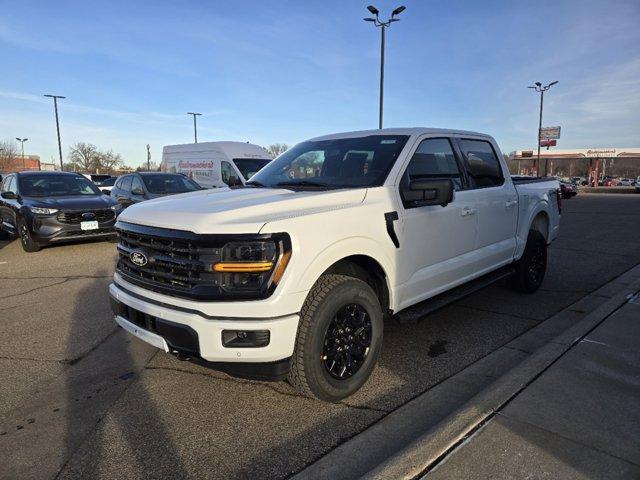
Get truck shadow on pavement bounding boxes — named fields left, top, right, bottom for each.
left=58, top=268, right=190, bottom=479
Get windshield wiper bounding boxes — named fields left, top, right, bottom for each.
left=275, top=180, right=331, bottom=188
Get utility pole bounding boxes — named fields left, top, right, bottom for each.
left=364, top=5, right=406, bottom=129
left=187, top=112, right=202, bottom=143
left=146, top=144, right=151, bottom=171
left=527, top=81, right=558, bottom=176
left=15, top=137, right=28, bottom=170
left=44, top=94, right=66, bottom=171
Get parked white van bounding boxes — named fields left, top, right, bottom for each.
left=161, top=142, right=272, bottom=189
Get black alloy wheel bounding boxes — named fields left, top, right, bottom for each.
left=322, top=303, right=372, bottom=379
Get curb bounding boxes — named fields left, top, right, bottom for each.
left=361, top=276, right=640, bottom=480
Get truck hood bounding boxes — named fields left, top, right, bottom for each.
left=117, top=187, right=368, bottom=234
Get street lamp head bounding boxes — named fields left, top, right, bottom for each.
left=549, top=80, right=559, bottom=87
left=534, top=82, right=542, bottom=87
left=367, top=5, right=379, bottom=15
left=392, top=5, right=406, bottom=16
left=364, top=17, right=376, bottom=22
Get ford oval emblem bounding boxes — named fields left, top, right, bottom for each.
left=130, top=251, right=148, bottom=267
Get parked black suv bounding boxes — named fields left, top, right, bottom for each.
left=111, top=172, right=201, bottom=207
left=0, top=171, right=122, bottom=252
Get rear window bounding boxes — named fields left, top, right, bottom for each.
left=460, top=139, right=504, bottom=188
left=142, top=174, right=201, bottom=194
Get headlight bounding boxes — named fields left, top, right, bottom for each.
left=29, top=207, right=58, bottom=215
left=211, top=238, right=291, bottom=294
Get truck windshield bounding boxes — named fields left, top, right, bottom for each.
left=232, top=158, right=271, bottom=180
left=142, top=174, right=201, bottom=194
left=248, top=135, right=409, bottom=189
left=19, top=174, right=101, bottom=197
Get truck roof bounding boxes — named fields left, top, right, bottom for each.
left=309, top=127, right=492, bottom=141
left=162, top=141, right=270, bottom=158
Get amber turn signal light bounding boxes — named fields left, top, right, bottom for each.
left=213, top=262, right=274, bottom=273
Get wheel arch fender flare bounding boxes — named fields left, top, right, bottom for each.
left=294, top=237, right=397, bottom=311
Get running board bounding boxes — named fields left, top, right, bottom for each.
left=394, top=266, right=516, bottom=324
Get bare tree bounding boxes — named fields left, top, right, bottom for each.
left=67, top=142, right=126, bottom=174
left=68, top=142, right=101, bottom=172
left=0, top=139, right=19, bottom=172
left=100, top=149, right=124, bottom=172
left=267, top=143, right=289, bottom=158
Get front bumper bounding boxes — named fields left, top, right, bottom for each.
left=28, top=213, right=117, bottom=244
left=109, top=282, right=300, bottom=377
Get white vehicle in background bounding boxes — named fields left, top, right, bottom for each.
left=111, top=128, right=561, bottom=402
left=161, top=142, right=272, bottom=188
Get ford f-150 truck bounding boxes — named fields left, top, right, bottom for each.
left=109, top=128, right=560, bottom=401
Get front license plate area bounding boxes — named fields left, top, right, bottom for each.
left=80, top=220, right=99, bottom=231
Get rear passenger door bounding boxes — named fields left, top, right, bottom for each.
left=456, top=138, right=518, bottom=271
left=395, top=137, right=479, bottom=309
left=114, top=175, right=133, bottom=206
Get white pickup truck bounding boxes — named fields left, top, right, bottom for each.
left=109, top=128, right=560, bottom=401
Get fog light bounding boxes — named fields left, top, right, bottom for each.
left=222, top=330, right=270, bottom=348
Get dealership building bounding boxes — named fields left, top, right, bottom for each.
left=508, top=147, right=640, bottom=181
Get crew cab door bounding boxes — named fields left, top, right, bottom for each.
left=394, top=136, right=479, bottom=310
left=455, top=137, right=518, bottom=270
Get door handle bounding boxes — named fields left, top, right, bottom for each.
left=461, top=207, right=478, bottom=217
left=505, top=199, right=518, bottom=208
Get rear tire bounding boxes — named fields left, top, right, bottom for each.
left=17, top=217, right=41, bottom=252
left=288, top=274, right=383, bottom=402
left=510, top=229, right=547, bottom=293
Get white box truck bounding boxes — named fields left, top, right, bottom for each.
left=161, top=141, right=272, bottom=189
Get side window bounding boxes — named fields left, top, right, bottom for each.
left=401, top=138, right=463, bottom=192
left=221, top=161, right=237, bottom=186
left=121, top=176, right=133, bottom=192
left=1, top=175, right=12, bottom=193
left=7, top=176, right=16, bottom=193
left=131, top=176, right=144, bottom=193
left=460, top=139, right=504, bottom=189
left=114, top=177, right=122, bottom=189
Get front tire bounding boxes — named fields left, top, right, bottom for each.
left=17, top=217, right=41, bottom=252
left=510, top=229, right=547, bottom=293
left=288, top=274, right=383, bottom=402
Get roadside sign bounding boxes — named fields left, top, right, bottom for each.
left=540, top=139, right=557, bottom=147
left=540, top=126, right=561, bottom=140
left=522, top=150, right=534, bottom=157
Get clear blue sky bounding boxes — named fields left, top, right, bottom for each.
left=1, top=0, right=639, bottom=167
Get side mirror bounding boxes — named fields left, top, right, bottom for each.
left=1, top=191, right=17, bottom=200
left=228, top=175, right=242, bottom=187
left=131, top=187, right=145, bottom=196
left=101, top=189, right=111, bottom=195
left=401, top=179, right=454, bottom=207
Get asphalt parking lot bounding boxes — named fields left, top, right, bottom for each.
left=1, top=193, right=640, bottom=480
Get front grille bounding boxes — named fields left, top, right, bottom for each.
left=116, top=222, right=227, bottom=300
left=57, top=209, right=116, bottom=224
left=115, top=222, right=286, bottom=301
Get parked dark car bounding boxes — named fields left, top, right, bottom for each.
left=111, top=172, right=202, bottom=208
left=94, top=176, right=117, bottom=195
left=0, top=171, right=121, bottom=252
left=559, top=181, right=578, bottom=199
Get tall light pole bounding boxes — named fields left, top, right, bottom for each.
left=364, top=5, right=406, bottom=129
left=146, top=144, right=151, bottom=171
left=44, top=94, right=66, bottom=171
left=187, top=112, right=202, bottom=143
left=15, top=137, right=28, bottom=170
left=528, top=81, right=558, bottom=176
